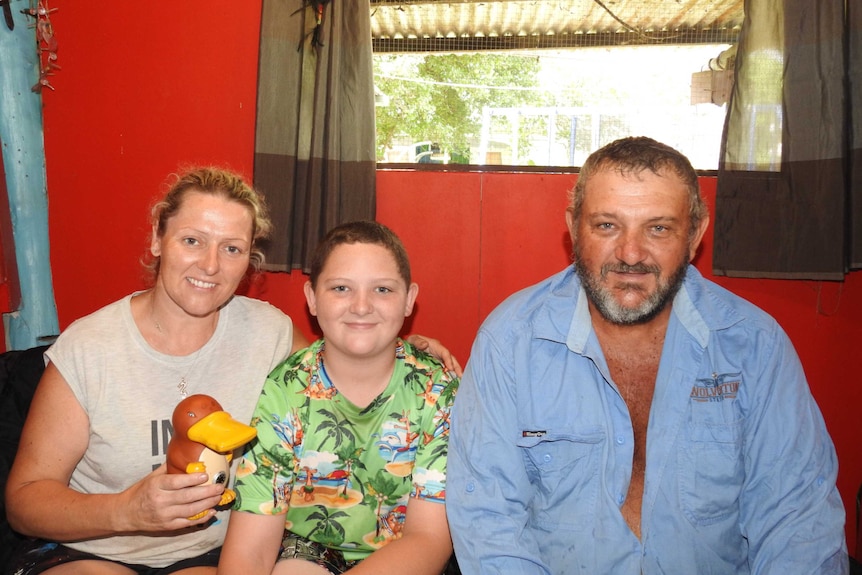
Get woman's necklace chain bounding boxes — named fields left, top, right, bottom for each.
left=153, top=317, right=206, bottom=399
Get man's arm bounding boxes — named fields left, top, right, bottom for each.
left=740, top=325, right=848, bottom=574
left=446, top=331, right=551, bottom=575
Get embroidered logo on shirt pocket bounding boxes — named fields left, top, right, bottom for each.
left=690, top=372, right=741, bottom=403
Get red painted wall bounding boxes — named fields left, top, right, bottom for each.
left=3, top=0, right=858, bottom=553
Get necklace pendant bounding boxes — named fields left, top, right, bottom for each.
left=178, top=377, right=188, bottom=398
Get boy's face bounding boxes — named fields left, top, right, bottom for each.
left=304, top=242, right=419, bottom=361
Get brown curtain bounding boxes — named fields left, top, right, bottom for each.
left=851, top=0, right=862, bottom=271
left=713, top=0, right=861, bottom=279
left=254, top=0, right=377, bottom=273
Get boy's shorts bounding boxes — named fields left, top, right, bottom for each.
left=278, top=532, right=360, bottom=574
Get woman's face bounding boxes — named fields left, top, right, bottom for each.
left=150, top=191, right=253, bottom=318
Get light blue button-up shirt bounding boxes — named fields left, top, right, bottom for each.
left=447, top=266, right=847, bottom=575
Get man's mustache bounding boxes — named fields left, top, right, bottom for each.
left=601, top=262, right=660, bottom=276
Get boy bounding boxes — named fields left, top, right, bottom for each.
left=218, top=221, right=457, bottom=575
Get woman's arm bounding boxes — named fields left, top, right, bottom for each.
left=347, top=497, right=453, bottom=575
left=5, top=363, right=225, bottom=540
left=218, top=510, right=285, bottom=575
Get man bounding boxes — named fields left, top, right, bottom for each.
left=446, top=137, right=848, bottom=574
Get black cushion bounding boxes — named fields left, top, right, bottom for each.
left=0, top=345, right=49, bottom=567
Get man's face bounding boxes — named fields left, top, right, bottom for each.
left=567, top=168, right=707, bottom=325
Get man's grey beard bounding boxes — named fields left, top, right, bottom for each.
left=573, top=256, right=689, bottom=325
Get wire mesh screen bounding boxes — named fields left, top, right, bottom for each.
left=372, top=0, right=742, bottom=53
left=371, top=0, right=742, bottom=169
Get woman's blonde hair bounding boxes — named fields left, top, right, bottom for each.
left=144, top=167, right=272, bottom=280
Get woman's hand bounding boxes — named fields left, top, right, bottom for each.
left=118, top=464, right=226, bottom=532
left=405, top=334, right=463, bottom=377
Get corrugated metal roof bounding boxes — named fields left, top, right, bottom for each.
left=371, top=0, right=743, bottom=52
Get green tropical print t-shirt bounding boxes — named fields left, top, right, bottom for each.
left=233, top=338, right=458, bottom=561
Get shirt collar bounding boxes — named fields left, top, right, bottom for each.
left=566, top=283, right=593, bottom=354
left=672, top=273, right=710, bottom=348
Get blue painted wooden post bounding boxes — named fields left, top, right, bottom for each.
left=0, top=0, right=60, bottom=350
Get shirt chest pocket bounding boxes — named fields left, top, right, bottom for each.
left=516, top=430, right=604, bottom=530
left=678, top=419, right=744, bottom=526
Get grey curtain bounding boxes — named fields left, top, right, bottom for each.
left=713, top=0, right=861, bottom=280
left=255, top=0, right=377, bottom=273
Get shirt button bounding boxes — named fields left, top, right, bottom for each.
left=616, top=436, right=625, bottom=445
left=543, top=453, right=552, bottom=463
left=618, top=493, right=625, bottom=504
left=466, top=482, right=475, bottom=492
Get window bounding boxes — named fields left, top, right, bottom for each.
left=371, top=0, right=742, bottom=170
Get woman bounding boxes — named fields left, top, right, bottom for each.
left=5, top=168, right=459, bottom=575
